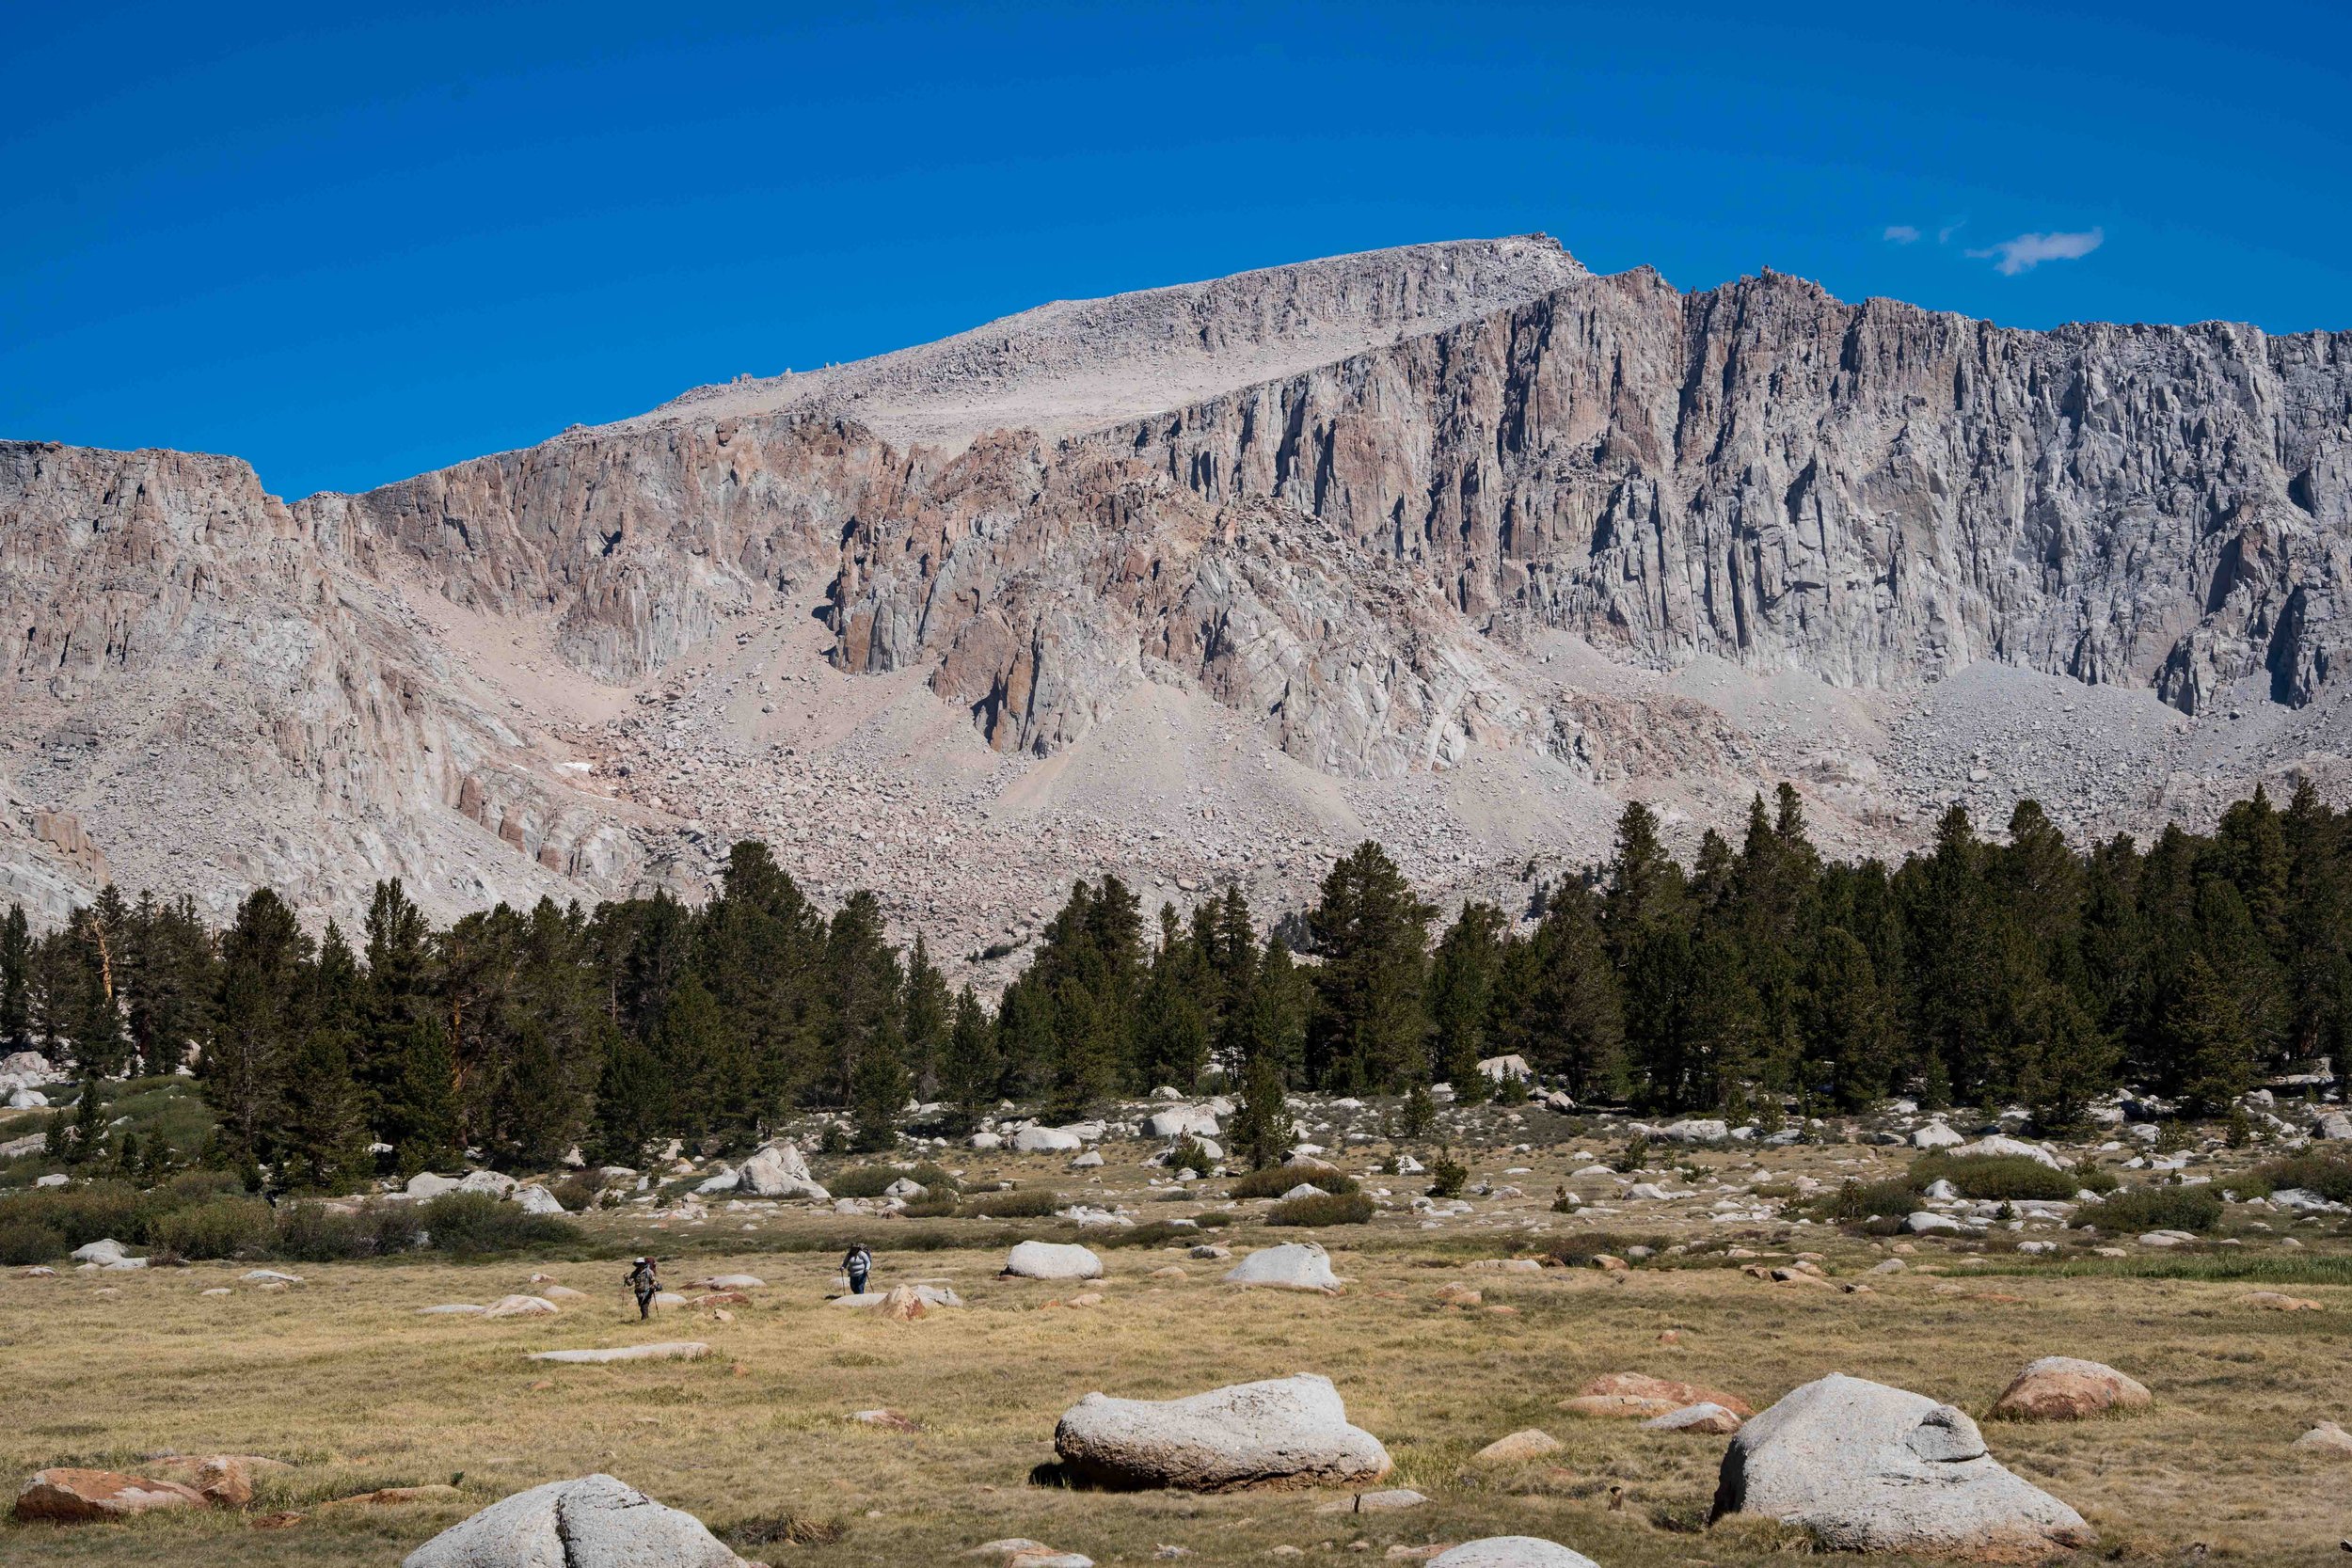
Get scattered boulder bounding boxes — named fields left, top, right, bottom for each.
left=458, top=1170, right=518, bottom=1198
left=1989, top=1357, right=2150, bottom=1422
left=1948, top=1135, right=2064, bottom=1169
left=402, top=1473, right=749, bottom=1568
left=482, top=1294, right=561, bottom=1320
left=2244, top=1291, right=2323, bottom=1311
left=736, top=1141, right=830, bottom=1200
left=69, top=1238, right=128, bottom=1266
left=1912, top=1121, right=1966, bottom=1150
left=242, top=1269, right=302, bottom=1285
left=528, top=1341, right=709, bottom=1365
left=405, top=1172, right=461, bottom=1200
left=418, top=1304, right=486, bottom=1316
left=1014, top=1126, right=1085, bottom=1153
left=849, top=1409, right=921, bottom=1432
left=1426, top=1540, right=1599, bottom=1568
left=15, top=1468, right=208, bottom=1521
left=509, top=1184, right=564, bottom=1215
left=1711, top=1372, right=2095, bottom=1558
left=541, top=1285, right=587, bottom=1302
left=2294, top=1421, right=2352, bottom=1456
left=1642, top=1402, right=1743, bottom=1434
left=1470, top=1430, right=1562, bottom=1464
left=1223, top=1242, right=1343, bottom=1293
left=1906, top=1211, right=1963, bottom=1234
left=1577, top=1372, right=1751, bottom=1418
left=1053, top=1372, right=1391, bottom=1491
left=1005, top=1241, right=1104, bottom=1280
left=700, top=1275, right=766, bottom=1291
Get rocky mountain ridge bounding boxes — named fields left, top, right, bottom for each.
left=5, top=236, right=2350, bottom=961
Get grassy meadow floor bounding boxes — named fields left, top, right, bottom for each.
left=3, top=1222, right=2350, bottom=1566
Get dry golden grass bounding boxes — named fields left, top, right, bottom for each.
left=3, top=1213, right=2350, bottom=1567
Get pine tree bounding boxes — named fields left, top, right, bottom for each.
left=592, top=1032, right=671, bottom=1167
left=200, top=890, right=310, bottom=1169
left=900, top=936, right=952, bottom=1101
left=277, top=921, right=370, bottom=1190
left=938, top=986, right=999, bottom=1131
left=1225, top=1050, right=1295, bottom=1169
left=1134, top=908, right=1212, bottom=1092
left=1803, top=926, right=1896, bottom=1107
left=1426, top=902, right=1507, bottom=1089
left=67, top=1077, right=104, bottom=1164
left=1305, top=842, right=1435, bottom=1090
left=0, top=904, right=31, bottom=1052
left=1493, top=884, right=1623, bottom=1099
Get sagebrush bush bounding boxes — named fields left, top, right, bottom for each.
left=2252, top=1149, right=2352, bottom=1203
left=1912, top=1153, right=2082, bottom=1202
left=1230, top=1166, right=1357, bottom=1200
left=0, top=1217, right=66, bottom=1266
left=959, top=1188, right=1062, bottom=1219
left=1812, top=1177, right=1924, bottom=1223
left=1265, top=1191, right=1374, bottom=1227
left=2073, top=1184, right=2224, bottom=1234
left=828, top=1162, right=961, bottom=1199
left=414, top=1191, right=582, bottom=1255
left=270, top=1201, right=426, bottom=1261
left=1541, top=1230, right=1666, bottom=1266
left=149, top=1195, right=274, bottom=1259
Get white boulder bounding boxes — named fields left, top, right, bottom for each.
left=509, top=1184, right=564, bottom=1215
left=737, top=1141, right=829, bottom=1200
left=1003, top=1241, right=1103, bottom=1280
left=1427, top=1540, right=1600, bottom=1568
left=1222, top=1242, right=1343, bottom=1293
left=1053, top=1372, right=1391, bottom=1490
left=1710, top=1373, right=2094, bottom=1557
left=1013, top=1127, right=1084, bottom=1154
left=1912, top=1120, right=1965, bottom=1150
left=402, top=1473, right=748, bottom=1568
left=406, top=1172, right=462, bottom=1200
left=1949, top=1134, right=2064, bottom=1168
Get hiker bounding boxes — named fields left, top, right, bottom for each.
left=841, top=1242, right=873, bottom=1298
left=625, top=1256, right=660, bottom=1319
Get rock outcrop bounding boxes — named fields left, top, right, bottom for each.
left=1052, top=1372, right=1391, bottom=1491
left=402, top=1473, right=748, bottom=1568
left=1988, top=1357, right=2151, bottom=1421
left=1004, top=1241, right=1104, bottom=1280
left=1222, top=1242, right=1344, bottom=1292
left=14, top=1467, right=208, bottom=1522
left=8, top=234, right=2352, bottom=936
left=1711, top=1373, right=2094, bottom=1559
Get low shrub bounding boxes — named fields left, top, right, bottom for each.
left=1540, top=1231, right=1667, bottom=1267
left=828, top=1162, right=962, bottom=1199
left=897, top=1196, right=960, bottom=1219
left=1265, top=1191, right=1375, bottom=1227
left=1167, top=1138, right=1217, bottom=1175
left=1911, top=1153, right=2079, bottom=1202
left=1230, top=1166, right=1357, bottom=1200
left=1426, top=1153, right=1468, bottom=1200
left=149, top=1195, right=274, bottom=1259
left=270, top=1201, right=426, bottom=1261
left=414, top=1191, right=582, bottom=1256
left=0, top=1180, right=146, bottom=1251
left=2071, top=1184, right=2224, bottom=1234
left=959, top=1189, right=1062, bottom=1219
left=1811, top=1177, right=1923, bottom=1224
left=0, top=1217, right=66, bottom=1265
left=1102, top=1219, right=1210, bottom=1247
left=2251, top=1149, right=2352, bottom=1204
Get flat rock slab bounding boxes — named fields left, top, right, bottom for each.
left=1427, top=1539, right=1600, bottom=1568
left=1712, top=1372, right=2094, bottom=1559
left=15, top=1468, right=208, bottom=1522
left=529, top=1341, right=710, bottom=1365
left=1055, top=1372, right=1391, bottom=1491
left=1471, top=1430, right=1562, bottom=1464
left=1642, top=1402, right=1743, bottom=1434
left=403, top=1473, right=748, bottom=1568
left=1579, top=1371, right=1752, bottom=1418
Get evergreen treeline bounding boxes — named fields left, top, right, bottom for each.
left=7, top=784, right=2344, bottom=1189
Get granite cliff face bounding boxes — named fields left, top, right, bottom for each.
left=4, top=236, right=2350, bottom=944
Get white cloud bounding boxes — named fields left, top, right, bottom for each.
left=1967, top=227, right=2105, bottom=276
left=1883, top=224, right=1921, bottom=244
left=1937, top=220, right=1965, bottom=244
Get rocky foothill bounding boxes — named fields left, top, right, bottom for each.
left=4, top=235, right=2352, bottom=977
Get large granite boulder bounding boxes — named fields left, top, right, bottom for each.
left=1004, top=1241, right=1103, bottom=1280
left=1711, top=1373, right=2094, bottom=1558
left=403, top=1473, right=749, bottom=1567
left=1222, top=1242, right=1343, bottom=1293
left=1427, top=1540, right=1600, bottom=1568
left=1053, top=1373, right=1391, bottom=1491
left=736, top=1141, right=829, bottom=1200
left=1988, top=1357, right=2150, bottom=1422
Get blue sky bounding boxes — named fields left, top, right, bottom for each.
left=5, top=1, right=2347, bottom=499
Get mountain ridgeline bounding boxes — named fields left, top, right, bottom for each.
left=12, top=783, right=2345, bottom=1189
left=4, top=235, right=2350, bottom=936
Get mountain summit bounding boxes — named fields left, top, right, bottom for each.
left=4, top=238, right=2350, bottom=954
